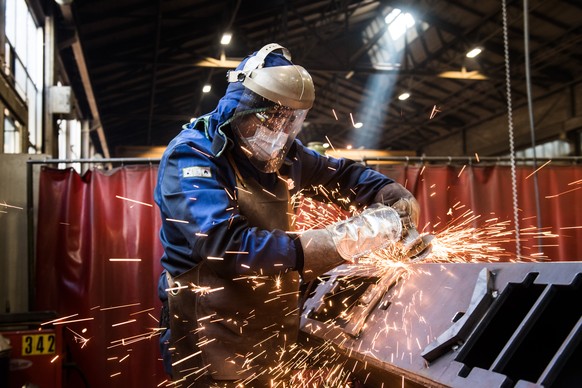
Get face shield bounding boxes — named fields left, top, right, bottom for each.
left=231, top=88, right=308, bottom=173
left=226, top=43, right=315, bottom=173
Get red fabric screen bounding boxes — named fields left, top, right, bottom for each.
left=35, top=166, right=166, bottom=387
left=377, top=164, right=582, bottom=261
left=34, top=163, right=581, bottom=387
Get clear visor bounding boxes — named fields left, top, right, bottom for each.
left=231, top=89, right=308, bottom=173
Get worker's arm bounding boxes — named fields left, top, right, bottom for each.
left=283, top=141, right=413, bottom=208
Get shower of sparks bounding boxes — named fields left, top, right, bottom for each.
left=293, top=185, right=553, bottom=273
left=66, top=327, right=91, bottom=348
left=525, top=160, right=551, bottom=179
left=332, top=108, right=339, bottom=120
left=115, top=195, right=153, bottom=207
left=475, top=153, right=480, bottom=162
left=67, top=181, right=574, bottom=387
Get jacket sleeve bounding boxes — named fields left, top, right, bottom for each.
left=283, top=141, right=394, bottom=208
left=157, top=143, right=300, bottom=278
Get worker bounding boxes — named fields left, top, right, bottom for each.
left=155, top=43, right=420, bottom=386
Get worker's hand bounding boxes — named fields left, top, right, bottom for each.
left=374, top=183, right=420, bottom=226
left=299, top=204, right=403, bottom=282
left=326, top=203, right=402, bottom=261
left=299, top=228, right=345, bottom=283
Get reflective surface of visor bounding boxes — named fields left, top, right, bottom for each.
left=231, top=89, right=308, bottom=172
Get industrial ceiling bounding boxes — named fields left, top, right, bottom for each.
left=51, top=0, right=582, bottom=158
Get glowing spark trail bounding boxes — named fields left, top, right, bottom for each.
left=115, top=195, right=153, bottom=207
left=429, top=105, right=441, bottom=119
left=0, top=201, right=23, bottom=210
left=100, top=302, right=141, bottom=311
left=525, top=160, right=551, bottom=179
left=41, top=313, right=79, bottom=325
left=66, top=327, right=90, bottom=348
left=325, top=136, right=336, bottom=152
left=52, top=317, right=94, bottom=325
left=166, top=218, right=189, bottom=224
left=545, top=187, right=581, bottom=198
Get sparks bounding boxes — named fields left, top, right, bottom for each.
left=525, top=160, right=551, bottom=179
left=429, top=105, right=441, bottom=119
left=115, top=195, right=153, bottom=207
left=166, top=218, right=189, bottom=224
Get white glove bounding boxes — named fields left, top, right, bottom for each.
left=326, top=204, right=402, bottom=261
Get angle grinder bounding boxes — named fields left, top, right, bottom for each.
left=392, top=198, right=435, bottom=262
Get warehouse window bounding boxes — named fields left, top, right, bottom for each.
left=515, top=139, right=572, bottom=159
left=57, top=119, right=82, bottom=172
left=385, top=9, right=415, bottom=40
left=4, top=0, right=44, bottom=154
left=3, top=112, right=21, bottom=153
left=365, top=7, right=428, bottom=67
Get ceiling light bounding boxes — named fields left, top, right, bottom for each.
left=466, top=48, right=482, bottom=58
left=346, top=145, right=353, bottom=150
left=202, top=85, right=212, bottom=93
left=220, top=33, right=232, bottom=45
left=398, top=92, right=410, bottom=101
left=438, top=67, right=487, bottom=80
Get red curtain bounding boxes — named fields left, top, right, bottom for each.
left=377, top=164, right=582, bottom=261
left=35, top=165, right=166, bottom=387
left=34, top=163, right=581, bottom=387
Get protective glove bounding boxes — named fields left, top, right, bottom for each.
left=299, top=204, right=403, bottom=282
left=327, top=203, right=402, bottom=261
left=374, top=183, right=420, bottom=226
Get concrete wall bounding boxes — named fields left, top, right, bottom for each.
left=0, top=154, right=47, bottom=313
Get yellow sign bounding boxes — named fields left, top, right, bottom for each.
left=21, top=334, right=56, bottom=356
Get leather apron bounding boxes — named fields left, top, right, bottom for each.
left=167, top=167, right=300, bottom=384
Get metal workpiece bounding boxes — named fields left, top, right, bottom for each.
left=300, top=262, right=582, bottom=387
